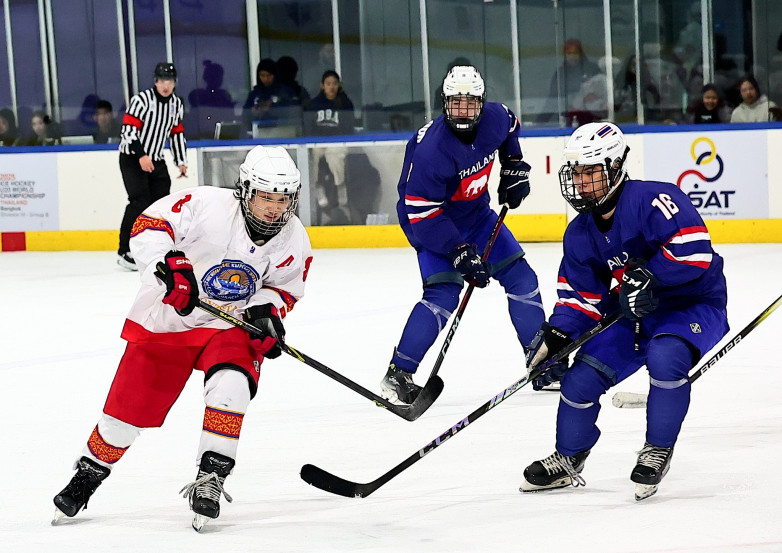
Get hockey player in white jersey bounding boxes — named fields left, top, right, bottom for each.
left=53, top=146, right=313, bottom=531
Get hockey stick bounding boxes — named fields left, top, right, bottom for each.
left=193, top=299, right=443, bottom=421
left=612, top=292, right=782, bottom=409
left=301, top=312, right=623, bottom=497
left=426, top=203, right=509, bottom=382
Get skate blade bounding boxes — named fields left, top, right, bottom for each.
left=51, top=507, right=69, bottom=525
left=519, top=476, right=571, bottom=493
left=634, top=483, right=658, bottom=501
left=192, top=514, right=212, bottom=532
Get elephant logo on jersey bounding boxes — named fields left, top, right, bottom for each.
left=202, top=260, right=261, bottom=301
left=452, top=160, right=494, bottom=201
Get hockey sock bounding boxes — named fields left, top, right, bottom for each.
left=493, top=259, right=544, bottom=351
left=556, top=363, right=612, bottom=456
left=645, top=335, right=693, bottom=447
left=391, top=283, right=460, bottom=372
left=81, top=414, right=141, bottom=469
left=198, top=368, right=251, bottom=465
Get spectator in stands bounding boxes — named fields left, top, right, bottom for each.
left=689, top=84, right=732, bottom=124
left=188, top=60, right=235, bottom=139
left=730, top=75, right=777, bottom=123
left=242, top=58, right=294, bottom=134
left=277, top=55, right=310, bottom=109
left=614, top=54, right=661, bottom=123
left=538, top=38, right=600, bottom=124
left=91, top=100, right=121, bottom=144
left=305, top=70, right=356, bottom=225
left=15, top=111, right=61, bottom=146
left=0, top=108, right=19, bottom=146
left=304, top=70, right=355, bottom=136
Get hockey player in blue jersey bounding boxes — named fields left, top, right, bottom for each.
left=380, top=65, right=545, bottom=405
left=520, top=122, right=729, bottom=501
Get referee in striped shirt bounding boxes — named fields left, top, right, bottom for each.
left=117, top=62, right=187, bottom=270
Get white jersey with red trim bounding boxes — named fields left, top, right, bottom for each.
left=126, top=186, right=312, bottom=337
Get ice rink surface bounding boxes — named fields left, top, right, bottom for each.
left=1, top=243, right=781, bottom=553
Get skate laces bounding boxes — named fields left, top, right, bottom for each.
left=540, top=452, right=586, bottom=487
left=636, top=444, right=671, bottom=470
left=180, top=470, right=233, bottom=507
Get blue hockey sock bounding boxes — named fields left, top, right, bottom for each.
left=645, top=335, right=694, bottom=447
left=556, top=363, right=612, bottom=456
left=493, top=258, right=544, bottom=351
left=391, top=283, right=460, bottom=373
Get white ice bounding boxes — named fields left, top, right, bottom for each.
left=1, top=244, right=781, bottom=553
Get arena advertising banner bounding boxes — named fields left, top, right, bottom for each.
left=643, top=130, right=768, bottom=219
left=0, top=153, right=59, bottom=231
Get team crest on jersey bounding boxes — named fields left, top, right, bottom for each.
left=452, top=158, right=494, bottom=201
left=690, top=322, right=702, bottom=334
left=202, top=260, right=261, bottom=301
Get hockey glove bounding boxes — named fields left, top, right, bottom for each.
left=156, top=250, right=199, bottom=316
left=448, top=243, right=490, bottom=288
left=498, top=159, right=531, bottom=209
left=245, top=304, right=286, bottom=359
left=619, top=259, right=660, bottom=321
left=526, top=322, right=573, bottom=391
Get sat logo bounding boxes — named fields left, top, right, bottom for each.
left=676, top=137, right=735, bottom=210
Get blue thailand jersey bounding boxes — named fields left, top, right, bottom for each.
left=396, top=102, right=525, bottom=255
left=550, top=179, right=728, bottom=338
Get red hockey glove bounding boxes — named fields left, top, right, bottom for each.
left=156, top=250, right=199, bottom=316
left=245, top=304, right=286, bottom=359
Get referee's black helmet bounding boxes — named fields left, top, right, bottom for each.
left=154, top=62, right=177, bottom=80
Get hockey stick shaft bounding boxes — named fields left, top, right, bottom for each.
left=192, top=299, right=442, bottom=421
left=426, top=204, right=509, bottom=381
left=613, top=292, right=782, bottom=408
left=301, top=312, right=622, bottom=497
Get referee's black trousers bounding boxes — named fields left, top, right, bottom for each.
left=118, top=153, right=171, bottom=255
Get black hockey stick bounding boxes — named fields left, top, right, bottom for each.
left=612, top=292, right=782, bottom=408
left=194, top=299, right=443, bottom=421
left=301, top=312, right=623, bottom=497
left=153, top=263, right=443, bottom=421
left=426, top=203, right=509, bottom=382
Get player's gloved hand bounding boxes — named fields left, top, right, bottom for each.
left=448, top=243, right=490, bottom=288
left=245, top=304, right=286, bottom=359
left=498, top=159, right=531, bottom=209
left=619, top=258, right=660, bottom=321
left=526, top=322, right=573, bottom=391
left=155, top=250, right=199, bottom=316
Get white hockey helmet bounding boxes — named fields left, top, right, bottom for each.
left=558, top=122, right=629, bottom=213
left=236, top=146, right=301, bottom=238
left=441, top=65, right=486, bottom=133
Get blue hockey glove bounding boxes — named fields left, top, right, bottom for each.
left=526, top=322, right=573, bottom=391
left=498, top=158, right=531, bottom=209
left=619, top=259, right=660, bottom=321
left=448, top=243, right=490, bottom=288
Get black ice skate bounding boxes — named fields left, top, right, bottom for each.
left=631, top=442, right=674, bottom=501
left=520, top=449, right=590, bottom=492
left=52, top=456, right=111, bottom=523
left=117, top=252, right=137, bottom=271
left=380, top=364, right=422, bottom=405
left=180, top=451, right=235, bottom=532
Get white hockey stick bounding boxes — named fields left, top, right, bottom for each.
left=612, top=293, right=782, bottom=409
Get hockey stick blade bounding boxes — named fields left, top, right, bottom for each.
left=192, top=298, right=442, bottom=421
left=611, top=292, right=782, bottom=409
left=301, top=314, right=622, bottom=498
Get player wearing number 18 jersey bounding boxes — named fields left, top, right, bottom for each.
left=521, top=122, right=728, bottom=501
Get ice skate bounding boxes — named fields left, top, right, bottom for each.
left=180, top=451, right=235, bottom=532
left=380, top=364, right=422, bottom=405
left=117, top=252, right=138, bottom=271
left=631, top=442, right=673, bottom=501
left=52, top=456, right=111, bottom=523
left=520, top=449, right=590, bottom=492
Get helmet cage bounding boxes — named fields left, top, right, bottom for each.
left=235, top=146, right=301, bottom=238
left=559, top=160, right=617, bottom=213
left=441, top=65, right=486, bottom=133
